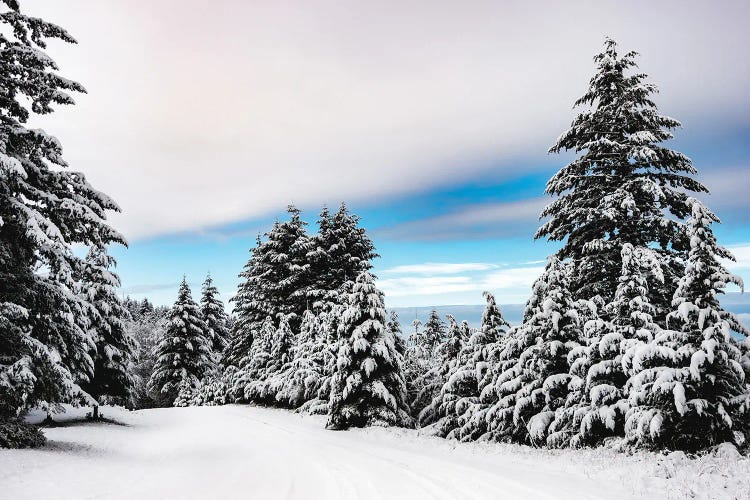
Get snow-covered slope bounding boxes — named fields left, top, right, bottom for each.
left=2, top=405, right=748, bottom=499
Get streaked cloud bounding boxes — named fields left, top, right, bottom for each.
left=377, top=197, right=547, bottom=241
left=25, top=0, right=750, bottom=240
left=379, top=260, right=544, bottom=306
left=383, top=262, right=498, bottom=275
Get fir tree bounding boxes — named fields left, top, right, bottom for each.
left=225, top=235, right=264, bottom=367
left=1, top=0, right=124, bottom=439
left=418, top=315, right=466, bottom=427
left=312, top=203, right=377, bottom=296
left=200, top=273, right=229, bottom=361
left=625, top=199, right=747, bottom=451
left=79, top=246, right=136, bottom=416
left=482, top=259, right=582, bottom=445
left=275, top=310, right=328, bottom=408
left=537, top=38, right=706, bottom=314
left=326, top=272, right=412, bottom=430
left=232, top=317, right=275, bottom=402
left=148, top=279, right=212, bottom=406
left=550, top=244, right=662, bottom=447
left=232, top=206, right=311, bottom=350
left=387, top=310, right=407, bottom=356
left=445, top=292, right=509, bottom=440
left=422, top=309, right=447, bottom=351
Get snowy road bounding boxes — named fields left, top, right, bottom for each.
left=1, top=405, right=747, bottom=499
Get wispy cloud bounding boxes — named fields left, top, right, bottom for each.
left=122, top=282, right=182, bottom=294
left=379, top=260, right=543, bottom=305
left=383, top=262, right=498, bottom=275
left=376, top=197, right=548, bottom=241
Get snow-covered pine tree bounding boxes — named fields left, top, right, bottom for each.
left=406, top=310, right=450, bottom=416
left=148, top=279, right=212, bottom=406
left=422, top=309, right=447, bottom=350
left=626, top=198, right=748, bottom=451
left=274, top=310, right=328, bottom=408
left=481, top=259, right=582, bottom=445
left=387, top=310, right=407, bottom=356
left=418, top=315, right=466, bottom=427
left=549, top=244, right=662, bottom=447
left=1, top=0, right=124, bottom=445
left=200, top=273, right=229, bottom=362
left=79, top=246, right=136, bottom=417
left=312, top=203, right=378, bottom=296
left=232, top=206, right=311, bottom=349
left=537, top=38, right=707, bottom=317
left=248, top=314, right=296, bottom=403
left=445, top=292, right=509, bottom=440
left=231, top=316, right=274, bottom=402
left=298, top=299, right=346, bottom=415
left=225, top=235, right=265, bottom=367
left=326, top=272, right=412, bottom=430
left=127, top=304, right=169, bottom=409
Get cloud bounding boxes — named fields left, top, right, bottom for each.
left=379, top=261, right=543, bottom=305
left=377, top=197, right=547, bottom=241
left=383, top=262, right=498, bottom=274
left=25, top=0, right=750, bottom=240
left=121, top=282, right=181, bottom=294
left=726, top=244, right=750, bottom=271
left=701, top=166, right=750, bottom=224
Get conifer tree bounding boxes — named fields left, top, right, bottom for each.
left=79, top=246, right=135, bottom=416
left=148, top=279, right=212, bottom=406
left=232, top=206, right=311, bottom=348
left=232, top=317, right=275, bottom=402
left=275, top=310, right=328, bottom=408
left=326, top=272, right=412, bottom=430
left=1, top=0, right=124, bottom=442
left=200, top=273, right=229, bottom=361
left=625, top=199, right=747, bottom=451
left=481, top=259, right=581, bottom=445
left=418, top=315, right=466, bottom=427
left=387, top=310, right=406, bottom=355
left=537, top=38, right=706, bottom=314
left=422, top=309, right=447, bottom=351
left=444, top=292, right=509, bottom=440
left=549, top=244, right=662, bottom=447
left=254, top=314, right=296, bottom=402
left=225, top=235, right=265, bottom=367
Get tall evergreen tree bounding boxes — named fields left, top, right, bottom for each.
left=326, top=272, right=412, bottom=430
left=537, top=38, right=706, bottom=315
left=225, top=234, right=264, bottom=367
left=200, top=273, right=229, bottom=360
left=148, top=279, right=212, bottom=406
left=0, top=0, right=124, bottom=443
left=232, top=206, right=311, bottom=349
left=79, top=246, right=135, bottom=415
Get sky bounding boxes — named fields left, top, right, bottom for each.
left=20, top=0, right=750, bottom=310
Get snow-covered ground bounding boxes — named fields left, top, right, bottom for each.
left=1, top=405, right=749, bottom=499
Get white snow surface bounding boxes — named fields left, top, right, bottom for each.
left=1, top=404, right=749, bottom=499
